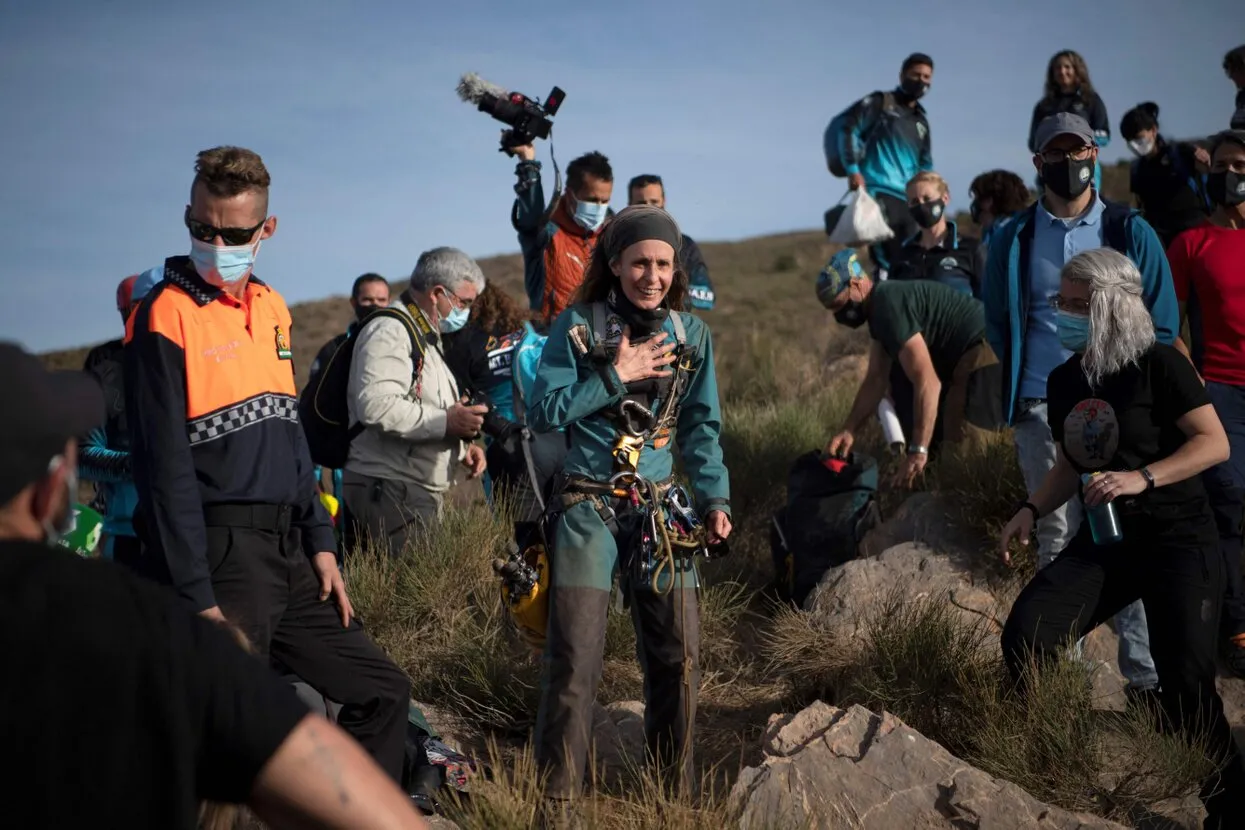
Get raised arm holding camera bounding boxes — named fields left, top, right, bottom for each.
left=511, top=144, right=614, bottom=324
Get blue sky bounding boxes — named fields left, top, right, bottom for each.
left=0, top=0, right=1237, bottom=352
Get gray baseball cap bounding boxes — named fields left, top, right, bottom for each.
left=1033, top=112, right=1096, bottom=152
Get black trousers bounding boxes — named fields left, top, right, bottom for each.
left=1002, top=513, right=1245, bottom=826
left=486, top=430, right=570, bottom=525
left=340, top=471, right=440, bottom=560
left=203, top=504, right=411, bottom=783
left=870, top=192, right=918, bottom=276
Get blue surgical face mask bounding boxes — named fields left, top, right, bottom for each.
left=440, top=305, right=469, bottom=333
left=1057, top=310, right=1090, bottom=353
left=437, top=289, right=471, bottom=333
left=189, top=236, right=260, bottom=286
left=571, top=195, right=609, bottom=232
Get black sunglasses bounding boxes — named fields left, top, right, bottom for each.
left=184, top=207, right=266, bottom=246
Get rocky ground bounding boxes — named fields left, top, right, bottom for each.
left=417, top=491, right=1245, bottom=829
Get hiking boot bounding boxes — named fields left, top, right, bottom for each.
left=1224, top=634, right=1245, bottom=679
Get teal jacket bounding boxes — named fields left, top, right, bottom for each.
left=982, top=199, right=1178, bottom=425
left=528, top=303, right=731, bottom=517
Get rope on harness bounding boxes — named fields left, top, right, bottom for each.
left=610, top=470, right=699, bottom=788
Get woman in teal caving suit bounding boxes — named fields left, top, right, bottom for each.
left=526, top=205, right=732, bottom=800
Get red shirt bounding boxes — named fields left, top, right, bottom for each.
left=1168, top=223, right=1245, bottom=385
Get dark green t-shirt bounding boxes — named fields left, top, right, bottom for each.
left=868, top=280, right=986, bottom=378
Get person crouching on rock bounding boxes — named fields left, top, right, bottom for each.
left=525, top=205, right=732, bottom=803
left=998, top=248, right=1245, bottom=827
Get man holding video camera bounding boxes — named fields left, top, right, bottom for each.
left=510, top=142, right=613, bottom=324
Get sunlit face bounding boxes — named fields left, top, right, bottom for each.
left=433, top=281, right=479, bottom=321
left=628, top=183, right=665, bottom=208
left=906, top=179, right=949, bottom=211
left=611, top=240, right=675, bottom=310
left=187, top=182, right=276, bottom=247
left=570, top=174, right=613, bottom=206
left=1053, top=57, right=1077, bottom=92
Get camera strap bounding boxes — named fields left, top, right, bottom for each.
left=542, top=132, right=565, bottom=226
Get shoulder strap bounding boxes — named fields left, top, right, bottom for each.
left=511, top=325, right=534, bottom=425
left=591, top=302, right=607, bottom=348
left=364, top=307, right=426, bottom=358
left=864, top=91, right=892, bottom=140
left=669, top=311, right=687, bottom=345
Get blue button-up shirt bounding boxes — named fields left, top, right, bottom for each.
left=1019, top=195, right=1106, bottom=400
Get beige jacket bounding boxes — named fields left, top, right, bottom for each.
left=344, top=300, right=464, bottom=492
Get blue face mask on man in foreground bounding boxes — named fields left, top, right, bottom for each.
left=189, top=236, right=261, bottom=286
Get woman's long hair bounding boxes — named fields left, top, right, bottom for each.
left=572, top=206, right=689, bottom=311
left=1063, top=248, right=1155, bottom=388
left=469, top=282, right=531, bottom=334
left=1044, top=50, right=1095, bottom=101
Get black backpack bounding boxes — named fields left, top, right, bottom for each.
left=298, top=308, right=425, bottom=469
left=771, top=450, right=882, bottom=608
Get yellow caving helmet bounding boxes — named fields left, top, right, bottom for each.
left=500, top=543, right=551, bottom=653
left=319, top=491, right=340, bottom=521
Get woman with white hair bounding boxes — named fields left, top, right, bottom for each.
left=998, top=247, right=1244, bottom=826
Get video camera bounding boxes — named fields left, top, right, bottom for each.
left=456, top=73, right=566, bottom=156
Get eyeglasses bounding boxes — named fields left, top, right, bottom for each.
left=440, top=287, right=474, bottom=309
left=1037, top=146, right=1094, bottom=164
left=185, top=207, right=266, bottom=246
left=1049, top=294, right=1091, bottom=313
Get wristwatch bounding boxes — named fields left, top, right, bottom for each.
left=1139, top=467, right=1155, bottom=491
left=908, top=445, right=929, bottom=456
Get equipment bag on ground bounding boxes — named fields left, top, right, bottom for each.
left=298, top=309, right=425, bottom=469
left=771, top=450, right=881, bottom=608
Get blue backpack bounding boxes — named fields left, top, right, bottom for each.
left=511, top=322, right=553, bottom=429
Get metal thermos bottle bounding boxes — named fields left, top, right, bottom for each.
left=1082, top=472, right=1124, bottom=545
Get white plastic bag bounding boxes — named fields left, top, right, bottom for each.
left=828, top=189, right=895, bottom=247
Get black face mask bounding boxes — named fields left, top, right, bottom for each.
left=899, top=77, right=929, bottom=100
left=1041, top=157, right=1094, bottom=200
left=608, top=288, right=669, bottom=339
left=354, top=304, right=379, bottom=323
left=969, top=201, right=983, bottom=225
left=833, top=300, right=868, bottom=329
left=1207, top=171, right=1245, bottom=207
left=910, top=201, right=945, bottom=229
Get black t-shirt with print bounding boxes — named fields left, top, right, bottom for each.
left=1047, top=343, right=1211, bottom=519
left=0, top=540, right=309, bottom=829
